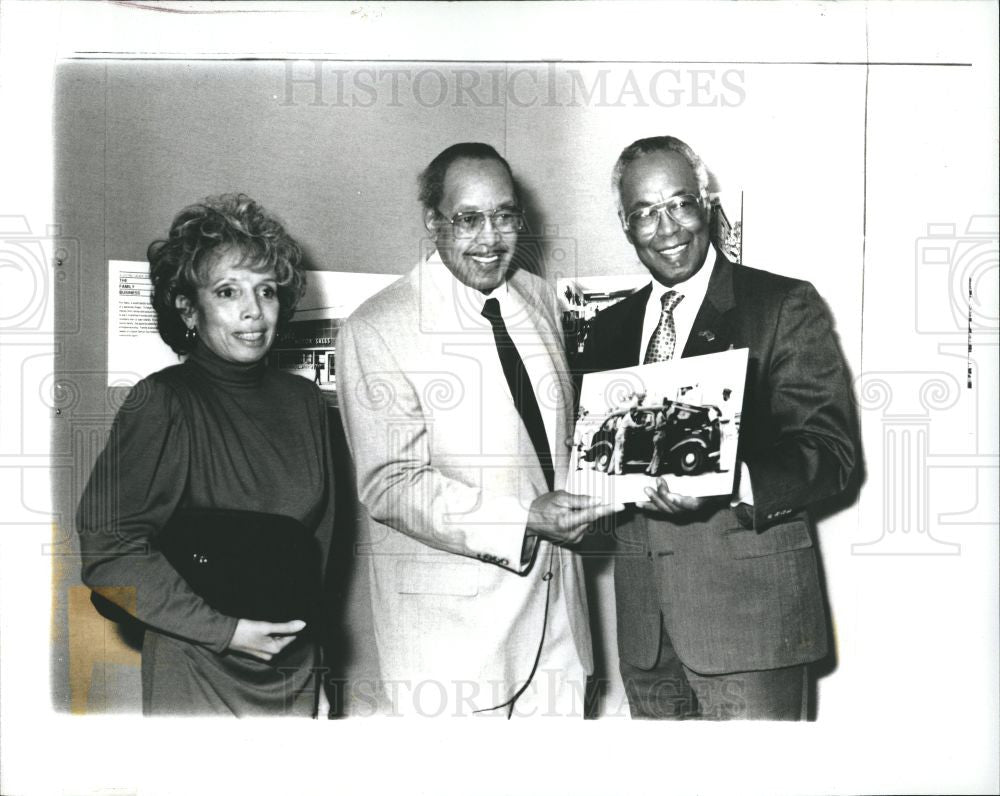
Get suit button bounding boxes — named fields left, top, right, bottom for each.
left=500, top=558, right=509, bottom=566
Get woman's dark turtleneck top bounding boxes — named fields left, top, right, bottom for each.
left=76, top=342, right=335, bottom=653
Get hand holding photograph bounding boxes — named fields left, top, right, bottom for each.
left=568, top=348, right=748, bottom=503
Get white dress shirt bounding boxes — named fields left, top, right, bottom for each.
left=457, top=277, right=560, bottom=463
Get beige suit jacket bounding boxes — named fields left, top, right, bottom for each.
left=337, top=253, right=593, bottom=714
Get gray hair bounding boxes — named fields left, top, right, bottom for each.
left=611, top=136, right=712, bottom=219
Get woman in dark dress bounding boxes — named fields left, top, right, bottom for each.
left=76, top=194, right=334, bottom=716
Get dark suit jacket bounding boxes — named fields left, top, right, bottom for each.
left=581, top=254, right=857, bottom=675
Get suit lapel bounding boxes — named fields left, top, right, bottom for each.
left=682, top=253, right=739, bottom=358
left=508, top=269, right=568, bottom=491
left=615, top=283, right=652, bottom=366
left=414, top=253, right=488, bottom=335
left=414, top=257, right=549, bottom=492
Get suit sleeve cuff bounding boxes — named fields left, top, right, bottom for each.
left=463, top=497, right=534, bottom=574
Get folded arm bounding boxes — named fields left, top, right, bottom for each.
left=75, top=380, right=238, bottom=652
left=638, top=281, right=857, bottom=526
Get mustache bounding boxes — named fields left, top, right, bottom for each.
left=466, top=246, right=510, bottom=255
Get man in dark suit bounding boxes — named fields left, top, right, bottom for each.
left=582, top=136, right=857, bottom=719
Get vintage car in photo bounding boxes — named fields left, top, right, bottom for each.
left=582, top=401, right=723, bottom=477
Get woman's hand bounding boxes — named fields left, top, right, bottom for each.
left=227, top=618, right=306, bottom=661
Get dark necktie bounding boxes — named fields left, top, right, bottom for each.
left=643, top=290, right=684, bottom=363
left=481, top=297, right=555, bottom=491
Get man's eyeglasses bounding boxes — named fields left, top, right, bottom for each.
left=623, top=195, right=704, bottom=236
left=438, top=207, right=525, bottom=238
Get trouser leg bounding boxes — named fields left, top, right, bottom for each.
left=618, top=620, right=698, bottom=719
left=619, top=617, right=809, bottom=720
left=683, top=663, right=808, bottom=720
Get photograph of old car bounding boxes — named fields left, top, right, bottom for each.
left=567, top=349, right=747, bottom=502
left=582, top=401, right=723, bottom=478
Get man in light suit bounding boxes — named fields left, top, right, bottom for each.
left=582, top=136, right=857, bottom=719
left=337, top=143, right=614, bottom=717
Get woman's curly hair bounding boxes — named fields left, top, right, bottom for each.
left=148, top=193, right=306, bottom=354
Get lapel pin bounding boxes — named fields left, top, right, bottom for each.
left=698, top=330, right=716, bottom=342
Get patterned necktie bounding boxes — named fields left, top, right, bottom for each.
left=643, top=290, right=684, bottom=363
left=481, top=298, right=555, bottom=491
